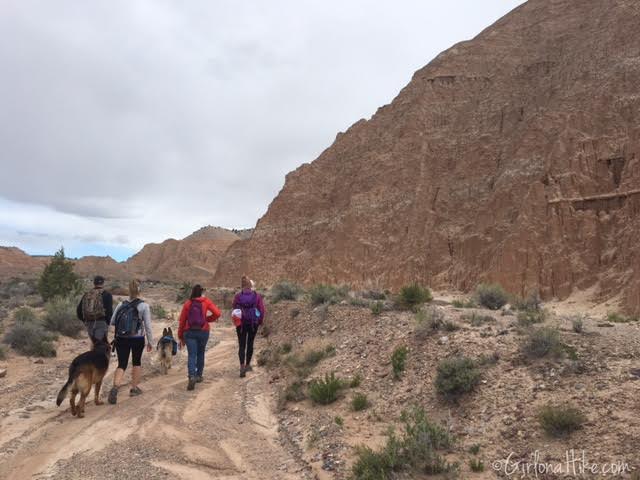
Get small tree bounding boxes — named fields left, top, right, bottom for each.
left=37, top=248, right=80, bottom=301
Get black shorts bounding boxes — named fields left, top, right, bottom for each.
left=115, top=336, right=145, bottom=370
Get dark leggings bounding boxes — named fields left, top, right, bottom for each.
left=115, top=337, right=145, bottom=370
left=236, top=325, right=258, bottom=366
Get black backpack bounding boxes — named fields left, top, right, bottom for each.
left=114, top=299, right=142, bottom=337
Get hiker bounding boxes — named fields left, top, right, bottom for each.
left=76, top=275, right=113, bottom=344
left=232, top=276, right=266, bottom=378
left=177, top=284, right=221, bottom=391
left=108, top=279, right=153, bottom=404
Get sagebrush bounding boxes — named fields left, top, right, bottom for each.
left=435, top=356, right=480, bottom=399
left=43, top=296, right=82, bottom=337
left=475, top=283, right=508, bottom=310
left=271, top=281, right=304, bottom=302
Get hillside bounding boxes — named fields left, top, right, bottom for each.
left=214, top=0, right=640, bottom=313
left=0, top=247, right=48, bottom=279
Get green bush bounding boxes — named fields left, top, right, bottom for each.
left=309, top=284, right=348, bottom=306
left=150, top=304, right=168, bottom=319
left=435, top=356, right=480, bottom=399
left=335, top=416, right=344, bottom=426
left=468, top=444, right=481, bottom=455
left=308, top=372, right=343, bottom=405
left=522, top=327, right=564, bottom=358
left=44, top=296, right=82, bottom=337
left=271, top=281, right=304, bottom=303
left=475, top=283, right=508, bottom=310
left=391, top=346, right=408, bottom=379
left=370, top=301, right=384, bottom=316
left=351, top=406, right=454, bottom=479
left=280, top=342, right=292, bottom=354
left=397, top=283, right=432, bottom=310
left=13, top=306, right=37, bottom=323
left=349, top=373, right=363, bottom=388
left=37, top=248, right=81, bottom=301
left=176, top=282, right=193, bottom=303
left=415, top=307, right=443, bottom=339
left=3, top=322, right=57, bottom=357
left=538, top=403, right=586, bottom=437
left=351, top=393, right=370, bottom=411
left=469, top=458, right=485, bottom=472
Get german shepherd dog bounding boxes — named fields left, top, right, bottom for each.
left=157, top=327, right=175, bottom=375
left=56, top=337, right=110, bottom=418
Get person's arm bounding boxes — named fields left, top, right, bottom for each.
left=177, top=302, right=189, bottom=342
left=76, top=296, right=84, bottom=322
left=103, top=291, right=113, bottom=322
left=205, top=299, right=221, bottom=322
left=110, top=303, right=121, bottom=326
left=232, top=293, right=239, bottom=309
left=141, top=303, right=153, bottom=348
left=256, top=294, right=266, bottom=325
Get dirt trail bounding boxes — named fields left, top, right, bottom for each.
left=0, top=325, right=306, bottom=480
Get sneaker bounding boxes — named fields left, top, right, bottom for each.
left=129, top=386, right=143, bottom=396
left=195, top=376, right=203, bottom=383
left=187, top=377, right=196, bottom=390
left=239, top=367, right=246, bottom=378
left=245, top=365, right=253, bottom=372
left=108, top=387, right=118, bottom=404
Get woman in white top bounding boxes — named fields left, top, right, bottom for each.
left=107, top=279, right=153, bottom=404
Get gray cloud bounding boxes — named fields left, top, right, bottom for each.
left=0, top=0, right=525, bottom=255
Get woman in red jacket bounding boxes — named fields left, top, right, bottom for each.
left=178, top=285, right=221, bottom=390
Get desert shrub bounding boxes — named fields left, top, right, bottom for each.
left=571, top=316, right=584, bottom=333
left=469, top=458, right=485, bottom=472
left=606, top=312, right=635, bottom=323
left=391, top=346, right=408, bottom=379
left=308, top=372, right=343, bottom=405
left=43, top=296, right=82, bottom=337
left=468, top=444, right=481, bottom=455
left=370, top=301, right=384, bottom=316
left=362, top=290, right=386, bottom=301
left=397, top=283, right=432, bottom=310
left=435, top=356, right=480, bottom=399
left=464, top=312, right=495, bottom=326
left=522, top=327, right=563, bottom=358
left=477, top=351, right=500, bottom=366
left=538, top=403, right=586, bottom=437
left=176, top=282, right=193, bottom=303
left=284, top=381, right=306, bottom=402
left=415, top=306, right=444, bottom=339
left=349, top=373, right=363, bottom=388
left=452, top=298, right=475, bottom=308
left=513, top=292, right=542, bottom=312
left=517, top=308, right=547, bottom=327
left=335, top=416, right=344, bottom=426
left=37, top=248, right=81, bottom=301
left=351, top=393, right=370, bottom=411
left=271, top=281, right=303, bottom=303
left=13, top=306, right=38, bottom=323
left=475, top=283, right=508, bottom=310
left=3, top=322, right=57, bottom=357
left=309, top=284, right=348, bottom=306
left=150, top=304, right=168, bottom=319
left=280, top=342, right=292, bottom=354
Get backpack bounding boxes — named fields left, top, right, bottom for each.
left=186, top=300, right=206, bottom=330
left=82, top=289, right=106, bottom=322
left=114, top=299, right=142, bottom=337
left=237, top=291, right=260, bottom=326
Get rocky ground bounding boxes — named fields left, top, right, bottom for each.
left=1, top=283, right=639, bottom=479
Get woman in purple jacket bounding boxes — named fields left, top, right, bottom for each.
left=233, top=276, right=266, bottom=377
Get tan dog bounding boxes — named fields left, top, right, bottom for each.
left=56, top=338, right=110, bottom=418
left=157, top=327, right=175, bottom=374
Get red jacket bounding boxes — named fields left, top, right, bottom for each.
left=178, top=297, right=221, bottom=341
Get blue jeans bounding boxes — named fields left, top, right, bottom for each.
left=184, top=330, right=209, bottom=378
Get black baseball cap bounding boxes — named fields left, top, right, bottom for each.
left=93, top=275, right=105, bottom=286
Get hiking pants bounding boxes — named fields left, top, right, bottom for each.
left=236, top=325, right=258, bottom=366
left=115, top=336, right=145, bottom=370
left=86, top=319, right=108, bottom=342
left=184, top=330, right=209, bottom=378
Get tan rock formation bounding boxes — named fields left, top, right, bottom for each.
left=0, top=247, right=47, bottom=278
left=214, top=0, right=640, bottom=312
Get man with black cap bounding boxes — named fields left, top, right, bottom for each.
left=76, top=275, right=113, bottom=343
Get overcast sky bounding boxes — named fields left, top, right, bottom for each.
left=0, top=0, right=525, bottom=261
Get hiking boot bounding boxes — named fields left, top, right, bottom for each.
left=245, top=365, right=253, bottom=372
left=187, top=377, right=196, bottom=390
left=129, top=386, right=143, bottom=396
left=195, top=376, right=203, bottom=383
left=239, top=367, right=246, bottom=378
left=108, top=387, right=118, bottom=404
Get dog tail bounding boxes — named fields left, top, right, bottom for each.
left=56, top=379, right=72, bottom=406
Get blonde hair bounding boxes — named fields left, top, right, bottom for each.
left=241, top=275, right=252, bottom=289
left=128, top=279, right=140, bottom=300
